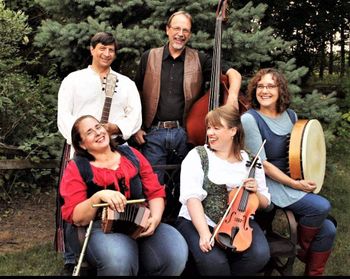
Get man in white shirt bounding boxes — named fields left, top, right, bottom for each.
left=56, top=31, right=142, bottom=275
left=58, top=32, right=141, bottom=152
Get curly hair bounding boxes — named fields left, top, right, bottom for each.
left=247, top=68, right=290, bottom=113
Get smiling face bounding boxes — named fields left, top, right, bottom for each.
left=256, top=73, right=279, bottom=111
left=166, top=13, right=192, bottom=55
left=78, top=117, right=109, bottom=153
left=207, top=117, right=237, bottom=152
left=90, top=42, right=116, bottom=70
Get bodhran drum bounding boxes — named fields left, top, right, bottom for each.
left=289, top=119, right=326, bottom=194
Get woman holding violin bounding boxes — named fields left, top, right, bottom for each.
left=241, top=68, right=336, bottom=276
left=175, top=105, right=271, bottom=276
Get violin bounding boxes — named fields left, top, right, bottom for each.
left=210, top=140, right=266, bottom=252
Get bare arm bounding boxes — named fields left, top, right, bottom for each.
left=139, top=197, right=165, bottom=237
left=72, top=190, right=127, bottom=226
left=225, top=68, right=242, bottom=109
left=263, top=160, right=316, bottom=192
left=187, top=198, right=213, bottom=253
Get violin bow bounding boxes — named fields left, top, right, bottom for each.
left=209, top=139, right=266, bottom=245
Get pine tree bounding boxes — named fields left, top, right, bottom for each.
left=32, top=0, right=341, bottom=143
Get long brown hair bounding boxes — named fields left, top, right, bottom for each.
left=247, top=68, right=290, bottom=113
left=205, top=106, right=244, bottom=160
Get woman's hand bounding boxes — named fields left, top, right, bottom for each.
left=97, top=189, right=127, bottom=212
left=138, top=215, right=161, bottom=238
left=199, top=231, right=214, bottom=253
left=293, top=179, right=317, bottom=193
left=243, top=177, right=258, bottom=193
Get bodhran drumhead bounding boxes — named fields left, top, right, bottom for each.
left=289, top=119, right=326, bottom=194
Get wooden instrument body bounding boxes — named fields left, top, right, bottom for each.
left=186, top=74, right=229, bottom=146
left=215, top=187, right=259, bottom=252
left=101, top=204, right=150, bottom=239
left=185, top=1, right=249, bottom=147
left=289, top=119, right=326, bottom=194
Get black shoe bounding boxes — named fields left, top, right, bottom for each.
left=60, top=263, right=75, bottom=276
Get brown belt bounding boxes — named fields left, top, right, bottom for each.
left=156, top=121, right=181, bottom=129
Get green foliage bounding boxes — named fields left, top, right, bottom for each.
left=0, top=0, right=30, bottom=69
left=291, top=90, right=341, bottom=147
left=2, top=0, right=346, bottom=203
left=0, top=1, right=62, bottom=202
left=33, top=0, right=299, bottom=78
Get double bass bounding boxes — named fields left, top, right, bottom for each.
left=186, top=0, right=248, bottom=146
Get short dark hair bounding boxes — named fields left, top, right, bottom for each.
left=247, top=68, right=290, bottom=113
left=90, top=32, right=118, bottom=53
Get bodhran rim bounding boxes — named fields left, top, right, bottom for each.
left=301, top=119, right=326, bottom=194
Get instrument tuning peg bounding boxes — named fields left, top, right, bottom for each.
left=256, top=162, right=262, bottom=169
left=245, top=160, right=252, bottom=167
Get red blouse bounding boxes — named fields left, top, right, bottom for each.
left=60, top=147, right=165, bottom=223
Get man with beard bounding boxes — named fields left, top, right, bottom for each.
left=133, top=10, right=242, bottom=185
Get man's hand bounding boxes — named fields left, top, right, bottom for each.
left=103, top=122, right=120, bottom=135
left=133, top=129, right=147, bottom=145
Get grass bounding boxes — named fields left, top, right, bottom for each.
left=0, top=243, right=63, bottom=276
left=0, top=137, right=349, bottom=276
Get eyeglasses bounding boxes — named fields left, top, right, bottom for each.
left=84, top=124, right=104, bottom=137
left=169, top=26, right=191, bottom=35
left=257, top=84, right=278, bottom=90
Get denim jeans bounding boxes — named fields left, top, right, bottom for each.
left=142, top=126, right=190, bottom=184
left=285, top=193, right=336, bottom=252
left=85, top=221, right=188, bottom=276
left=63, top=221, right=79, bottom=265
left=175, top=217, right=270, bottom=276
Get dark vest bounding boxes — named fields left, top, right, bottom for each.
left=142, top=46, right=203, bottom=128
left=195, top=146, right=255, bottom=224
left=246, top=109, right=296, bottom=174
left=73, top=145, right=144, bottom=199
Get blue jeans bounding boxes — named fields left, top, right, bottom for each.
left=285, top=193, right=336, bottom=252
left=142, top=126, right=190, bottom=184
left=63, top=221, right=79, bottom=265
left=175, top=217, right=270, bottom=276
left=85, top=221, right=188, bottom=276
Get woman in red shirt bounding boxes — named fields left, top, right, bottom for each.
left=60, top=115, right=188, bottom=276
